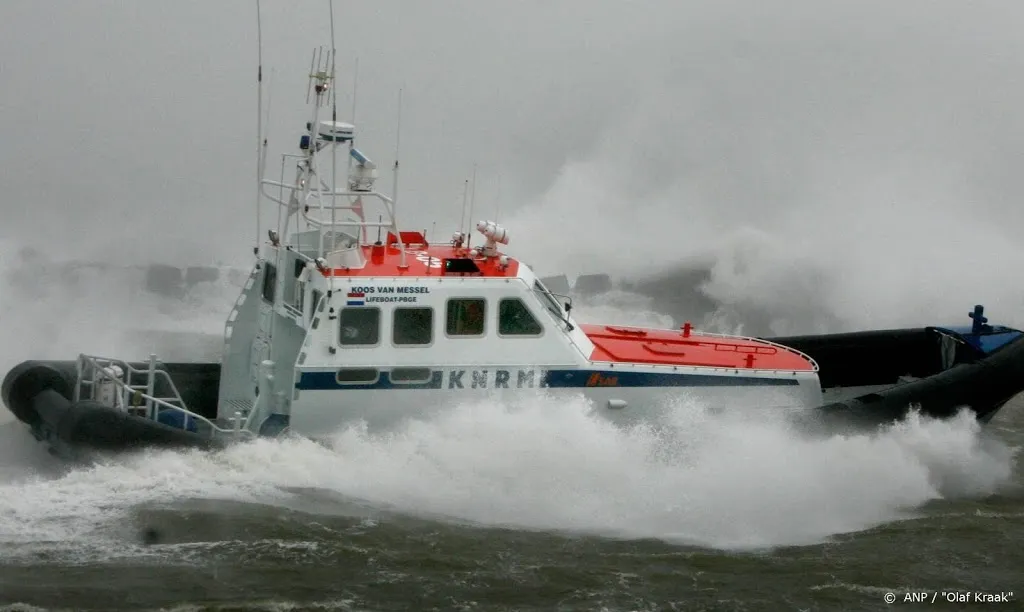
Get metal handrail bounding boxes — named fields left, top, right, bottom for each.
left=685, top=331, right=821, bottom=372
left=75, top=353, right=254, bottom=440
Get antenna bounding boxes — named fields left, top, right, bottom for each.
left=306, top=49, right=316, bottom=104
left=263, top=68, right=273, bottom=240
left=264, top=69, right=273, bottom=141
left=494, top=171, right=503, bottom=223
left=254, top=0, right=264, bottom=257
left=351, top=57, right=359, bottom=128
left=459, top=179, right=469, bottom=245
left=394, top=88, right=403, bottom=165
left=391, top=87, right=403, bottom=247
left=307, top=46, right=333, bottom=108
left=329, top=0, right=338, bottom=253
left=348, top=57, right=364, bottom=243
left=466, top=164, right=477, bottom=249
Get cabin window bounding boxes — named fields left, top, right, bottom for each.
left=310, top=289, right=323, bottom=316
left=498, top=298, right=543, bottom=336
left=338, top=307, right=380, bottom=345
left=336, top=367, right=379, bottom=384
left=390, top=367, right=434, bottom=384
left=292, top=259, right=308, bottom=311
left=261, top=262, right=277, bottom=303
left=446, top=298, right=486, bottom=336
left=393, top=307, right=433, bottom=346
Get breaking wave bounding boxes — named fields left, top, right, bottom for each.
left=0, top=386, right=1016, bottom=561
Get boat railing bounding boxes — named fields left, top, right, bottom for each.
left=73, top=353, right=254, bottom=441
left=260, top=174, right=406, bottom=254
left=696, top=331, right=822, bottom=372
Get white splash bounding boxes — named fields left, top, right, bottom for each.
left=0, top=391, right=1016, bottom=561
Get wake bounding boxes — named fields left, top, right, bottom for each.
left=0, top=392, right=1015, bottom=563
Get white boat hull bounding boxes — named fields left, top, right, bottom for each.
left=286, top=367, right=822, bottom=436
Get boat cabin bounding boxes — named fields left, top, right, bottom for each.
left=213, top=212, right=600, bottom=434
left=261, top=228, right=592, bottom=373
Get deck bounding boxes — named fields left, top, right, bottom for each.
left=581, top=324, right=817, bottom=371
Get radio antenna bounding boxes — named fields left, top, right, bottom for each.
left=459, top=179, right=469, bottom=246
left=329, top=0, right=338, bottom=252
left=351, top=57, right=359, bottom=128
left=254, top=0, right=264, bottom=257
left=348, top=57, right=359, bottom=240
left=494, top=171, right=503, bottom=223
left=391, top=87, right=403, bottom=221
left=466, top=163, right=477, bottom=249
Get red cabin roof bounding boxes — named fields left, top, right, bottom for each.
left=322, top=242, right=521, bottom=278
left=581, top=324, right=816, bottom=371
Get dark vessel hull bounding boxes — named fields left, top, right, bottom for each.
left=543, top=271, right=1024, bottom=429
left=2, top=359, right=224, bottom=461
left=765, top=311, right=1024, bottom=430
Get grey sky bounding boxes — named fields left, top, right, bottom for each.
left=2, top=0, right=1024, bottom=330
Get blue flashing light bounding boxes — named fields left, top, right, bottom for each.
left=350, top=147, right=370, bottom=166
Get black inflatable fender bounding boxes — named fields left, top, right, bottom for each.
left=2, top=361, right=75, bottom=428
left=3, top=359, right=226, bottom=453
left=816, top=334, right=1024, bottom=426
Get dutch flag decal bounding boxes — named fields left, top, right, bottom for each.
left=346, top=291, right=365, bottom=306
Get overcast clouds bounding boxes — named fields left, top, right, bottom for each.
left=3, top=1, right=1024, bottom=332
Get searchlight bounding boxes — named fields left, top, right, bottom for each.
left=476, top=220, right=509, bottom=257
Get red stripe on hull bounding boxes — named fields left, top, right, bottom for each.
left=581, top=324, right=816, bottom=371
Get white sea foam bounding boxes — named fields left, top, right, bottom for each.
left=0, top=392, right=1015, bottom=561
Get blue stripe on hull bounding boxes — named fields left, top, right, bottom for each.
left=544, top=369, right=799, bottom=388
left=295, top=368, right=801, bottom=391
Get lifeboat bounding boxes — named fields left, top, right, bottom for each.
left=4, top=13, right=1022, bottom=461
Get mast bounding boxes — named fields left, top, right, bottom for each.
left=350, top=58, right=363, bottom=243
left=254, top=0, right=264, bottom=257
left=392, top=87, right=403, bottom=267
left=255, top=0, right=403, bottom=278
left=329, top=0, right=338, bottom=255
